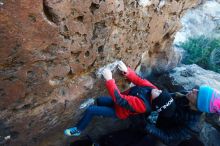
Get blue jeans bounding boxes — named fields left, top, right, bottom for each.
left=76, top=96, right=117, bottom=131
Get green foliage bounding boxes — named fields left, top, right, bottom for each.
left=179, top=36, right=220, bottom=73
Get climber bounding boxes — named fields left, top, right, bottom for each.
left=186, top=85, right=220, bottom=114
left=145, top=91, right=204, bottom=145
left=64, top=61, right=176, bottom=136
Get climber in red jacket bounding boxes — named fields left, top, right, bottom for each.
left=64, top=61, right=176, bottom=136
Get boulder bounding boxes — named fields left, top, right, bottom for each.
left=0, top=0, right=200, bottom=145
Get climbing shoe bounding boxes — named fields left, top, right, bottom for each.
left=64, top=127, right=81, bottom=136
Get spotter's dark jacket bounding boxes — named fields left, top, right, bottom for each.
left=145, top=93, right=203, bottom=146
left=106, top=67, right=158, bottom=119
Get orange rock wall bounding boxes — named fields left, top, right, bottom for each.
left=0, top=0, right=200, bottom=145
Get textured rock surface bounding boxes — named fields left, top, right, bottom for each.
left=174, top=0, right=220, bottom=44
left=0, top=0, right=200, bottom=145
left=156, top=64, right=220, bottom=91
left=156, top=64, right=220, bottom=146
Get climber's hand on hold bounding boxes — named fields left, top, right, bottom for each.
left=118, top=61, right=128, bottom=74
left=102, top=68, right=112, bottom=81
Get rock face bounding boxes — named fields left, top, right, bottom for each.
left=157, top=64, right=220, bottom=91
left=156, top=64, right=220, bottom=146
left=0, top=0, right=200, bottom=145
left=174, top=0, right=220, bottom=44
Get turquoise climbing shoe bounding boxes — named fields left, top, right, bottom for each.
left=64, top=127, right=81, bottom=136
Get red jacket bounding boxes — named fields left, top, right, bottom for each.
left=105, top=67, right=158, bottom=119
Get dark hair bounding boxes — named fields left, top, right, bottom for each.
left=193, top=85, right=200, bottom=90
